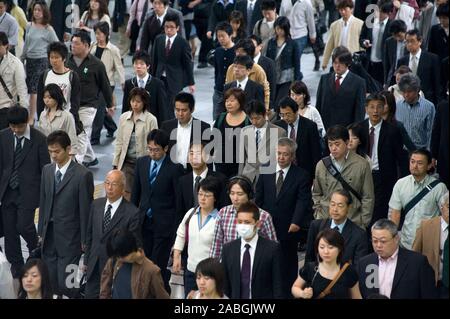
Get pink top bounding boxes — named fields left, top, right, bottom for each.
left=378, top=248, right=399, bottom=298
left=127, top=0, right=153, bottom=32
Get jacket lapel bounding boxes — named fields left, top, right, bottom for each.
left=55, top=161, right=76, bottom=194
left=102, top=199, right=126, bottom=239
left=378, top=121, right=387, bottom=154
left=251, top=238, right=263, bottom=286
left=392, top=248, right=408, bottom=292
left=96, top=198, right=107, bottom=237
left=276, top=166, right=293, bottom=200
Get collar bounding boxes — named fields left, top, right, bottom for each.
left=331, top=150, right=350, bottom=162
left=166, top=33, right=177, bottom=43
left=15, top=124, right=31, bottom=141
left=331, top=218, right=347, bottom=232
left=369, top=119, right=383, bottom=130
left=403, top=95, right=421, bottom=107
left=106, top=196, right=123, bottom=210
left=241, top=232, right=259, bottom=249
left=196, top=206, right=219, bottom=219
left=378, top=17, right=389, bottom=26
left=136, top=73, right=150, bottom=86
left=276, top=164, right=291, bottom=177
left=237, top=76, right=249, bottom=88
left=336, top=69, right=349, bottom=80
left=254, top=52, right=261, bottom=64
left=55, top=159, right=71, bottom=174
left=218, top=0, right=235, bottom=5
left=412, top=174, right=432, bottom=186
left=151, top=154, right=166, bottom=167
left=126, top=110, right=148, bottom=121
left=178, top=116, right=193, bottom=128
left=379, top=247, right=399, bottom=263
left=254, top=121, right=268, bottom=131
left=411, top=48, right=422, bottom=60
left=342, top=15, right=353, bottom=25
left=193, top=167, right=208, bottom=180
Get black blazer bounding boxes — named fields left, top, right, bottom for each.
left=131, top=155, right=185, bottom=236
left=305, top=218, right=368, bottom=264
left=0, top=127, right=50, bottom=210
left=223, top=79, right=264, bottom=107
left=265, top=38, right=301, bottom=81
left=274, top=117, right=321, bottom=180
left=84, top=197, right=141, bottom=281
left=235, top=0, right=263, bottom=34
left=222, top=236, right=284, bottom=299
left=359, top=19, right=392, bottom=63
left=122, top=75, right=170, bottom=125
left=140, top=13, right=163, bottom=53
left=431, top=99, right=449, bottom=188
left=151, top=34, right=194, bottom=96
left=257, top=55, right=277, bottom=109
left=255, top=164, right=312, bottom=240
left=383, top=36, right=409, bottom=86
left=316, top=71, right=366, bottom=130
left=428, top=24, right=449, bottom=62
left=397, top=51, right=441, bottom=104
left=357, top=248, right=438, bottom=299
left=160, top=117, right=211, bottom=151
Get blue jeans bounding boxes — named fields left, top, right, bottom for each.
left=294, top=36, right=309, bottom=80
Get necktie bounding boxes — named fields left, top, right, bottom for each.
left=55, top=170, right=62, bottom=187
left=335, top=75, right=342, bottom=92
left=443, top=230, right=448, bottom=288
left=165, top=38, right=171, bottom=56
left=149, top=161, right=158, bottom=184
left=333, top=225, right=340, bottom=233
left=375, top=21, right=384, bottom=60
left=103, top=204, right=112, bottom=232
left=276, top=170, right=284, bottom=196
left=255, top=129, right=260, bottom=150
left=8, top=136, right=24, bottom=189
left=238, top=83, right=242, bottom=89
left=193, top=175, right=201, bottom=206
left=247, top=2, right=254, bottom=35
left=368, top=127, right=375, bottom=158
left=411, top=55, right=418, bottom=75
left=289, top=123, right=296, bottom=140
left=139, top=78, right=145, bottom=88
left=241, top=244, right=251, bottom=299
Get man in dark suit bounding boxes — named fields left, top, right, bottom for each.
left=160, top=92, right=211, bottom=170
left=256, top=137, right=312, bottom=297
left=0, top=106, right=50, bottom=278
left=383, top=19, right=408, bottom=86
left=222, top=201, right=284, bottom=299
left=151, top=13, right=195, bottom=111
left=38, top=130, right=94, bottom=297
left=122, top=50, right=169, bottom=126
left=274, top=97, right=321, bottom=183
left=431, top=98, right=449, bottom=189
left=316, top=46, right=366, bottom=130
left=305, top=190, right=367, bottom=264
left=359, top=1, right=393, bottom=85
left=358, top=219, right=438, bottom=299
left=84, top=170, right=141, bottom=299
left=397, top=29, right=441, bottom=104
left=235, top=0, right=263, bottom=35
left=177, top=143, right=228, bottom=215
left=360, top=94, right=406, bottom=225
left=131, top=129, right=184, bottom=293
left=428, top=3, right=449, bottom=62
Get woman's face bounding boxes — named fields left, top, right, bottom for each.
left=290, top=91, right=305, bottom=107
left=196, top=273, right=217, bottom=297
left=275, top=26, right=285, bottom=37
left=225, top=95, right=241, bottom=114
left=318, top=238, right=340, bottom=263
left=43, top=91, right=58, bottom=109
left=198, top=187, right=215, bottom=210
left=230, top=20, right=240, bottom=32
left=90, top=0, right=100, bottom=11
left=33, top=4, right=44, bottom=21
left=347, top=129, right=360, bottom=151
left=95, top=29, right=107, bottom=43
left=229, top=184, right=249, bottom=210
left=22, top=266, right=42, bottom=296
left=130, top=95, right=145, bottom=113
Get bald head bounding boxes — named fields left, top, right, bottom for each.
left=105, top=170, right=125, bottom=202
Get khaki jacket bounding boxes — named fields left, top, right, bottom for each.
left=0, top=52, right=28, bottom=109
left=90, top=42, right=125, bottom=86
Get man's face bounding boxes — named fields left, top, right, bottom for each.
left=328, top=139, right=348, bottom=160
left=439, top=16, right=449, bottom=29
left=0, top=44, right=8, bottom=57
left=329, top=193, right=349, bottom=223
left=104, top=172, right=124, bottom=202
left=251, top=39, right=262, bottom=56
left=441, top=200, right=449, bottom=224
left=147, top=141, right=167, bottom=161
left=164, top=21, right=179, bottom=38
left=216, top=30, right=231, bottom=47
left=365, top=100, right=384, bottom=125
left=393, top=32, right=406, bottom=42
left=379, top=11, right=389, bottom=21
left=9, top=123, right=27, bottom=136
left=409, top=153, right=432, bottom=178
left=249, top=112, right=266, bottom=128
left=372, top=229, right=399, bottom=259
left=49, top=52, right=65, bottom=70
left=71, top=36, right=88, bottom=57
left=229, top=184, right=249, bottom=210
left=152, top=0, right=166, bottom=16
left=279, top=106, right=297, bottom=125
left=339, top=7, right=353, bottom=20
left=0, top=2, right=6, bottom=16
left=402, top=89, right=419, bottom=104
left=405, top=34, right=422, bottom=54
left=133, top=59, right=149, bottom=78
left=233, top=63, right=249, bottom=81
left=48, top=143, right=71, bottom=165
left=332, top=59, right=348, bottom=76
left=189, top=144, right=207, bottom=170
left=277, top=145, right=294, bottom=168
left=175, top=101, right=193, bottom=125
left=262, top=9, right=276, bottom=22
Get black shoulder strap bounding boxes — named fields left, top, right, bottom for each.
left=322, top=156, right=363, bottom=202
left=403, top=180, right=441, bottom=216
left=0, top=74, right=13, bottom=100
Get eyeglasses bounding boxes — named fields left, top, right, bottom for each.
left=198, top=192, right=214, bottom=199
left=147, top=147, right=163, bottom=153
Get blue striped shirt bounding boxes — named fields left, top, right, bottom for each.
left=395, top=96, right=435, bottom=150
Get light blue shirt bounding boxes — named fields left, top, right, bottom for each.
left=331, top=219, right=347, bottom=233
left=197, top=207, right=219, bottom=230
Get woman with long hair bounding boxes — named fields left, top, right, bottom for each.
left=228, top=10, right=247, bottom=44
left=18, top=259, right=53, bottom=299
left=78, top=0, right=111, bottom=41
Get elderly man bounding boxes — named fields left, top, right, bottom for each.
left=84, top=170, right=141, bottom=299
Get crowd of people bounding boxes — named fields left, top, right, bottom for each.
left=0, top=0, right=448, bottom=300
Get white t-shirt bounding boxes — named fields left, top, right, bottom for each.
left=44, top=70, right=73, bottom=111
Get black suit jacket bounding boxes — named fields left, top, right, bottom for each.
left=257, top=55, right=276, bottom=109
left=122, top=75, right=170, bottom=125
left=428, top=24, right=449, bottom=62
left=359, top=19, right=392, bottom=63
left=84, top=197, right=141, bottom=280
left=255, top=164, right=312, bottom=240
left=235, top=0, right=263, bottom=34
left=431, top=99, right=449, bottom=188
left=131, top=155, right=185, bottom=236
left=383, top=36, right=409, bottom=86
left=151, top=34, right=194, bottom=96
left=274, top=117, right=321, bottom=179
left=0, top=127, right=50, bottom=210
left=222, top=236, right=284, bottom=299
left=223, top=79, right=265, bottom=108
left=398, top=51, right=441, bottom=104
left=160, top=117, right=211, bottom=151
left=316, top=71, right=366, bottom=130
left=357, top=248, right=438, bottom=299
left=305, top=218, right=368, bottom=264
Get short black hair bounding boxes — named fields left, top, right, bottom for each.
left=7, top=105, right=28, bottom=125
left=93, top=21, right=110, bottom=41
left=235, top=39, right=256, bottom=57
left=274, top=16, right=291, bottom=39
left=47, top=130, right=71, bottom=149
left=0, top=31, right=9, bottom=45
left=249, top=34, right=262, bottom=46
left=246, top=100, right=266, bottom=116
left=175, top=92, right=195, bottom=112
left=47, top=41, right=68, bottom=60
left=332, top=189, right=353, bottom=206
left=332, top=46, right=352, bottom=66
left=389, top=19, right=407, bottom=35
left=147, top=129, right=170, bottom=148
left=215, top=21, right=233, bottom=36
left=132, top=50, right=151, bottom=66
left=336, top=0, right=354, bottom=9
left=326, top=125, right=349, bottom=142
left=72, top=30, right=91, bottom=45
left=106, top=228, right=141, bottom=258
left=436, top=3, right=449, bottom=17
left=315, top=229, right=345, bottom=264
left=379, top=0, right=394, bottom=13
left=195, top=258, right=226, bottom=297
left=236, top=201, right=260, bottom=221
left=290, top=81, right=311, bottom=105
left=406, top=29, right=422, bottom=41
left=227, top=175, right=254, bottom=199
left=365, top=92, right=385, bottom=108
left=410, top=148, right=432, bottom=164
left=151, top=0, right=169, bottom=4
left=261, top=0, right=277, bottom=11
left=163, top=12, right=180, bottom=27
left=198, top=176, right=223, bottom=209
left=278, top=96, right=299, bottom=113
left=233, top=54, right=254, bottom=70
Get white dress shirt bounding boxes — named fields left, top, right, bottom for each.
left=369, top=120, right=382, bottom=171
left=193, top=167, right=208, bottom=189
left=136, top=73, right=150, bottom=88
left=55, top=158, right=72, bottom=181
left=287, top=116, right=300, bottom=139
left=335, top=69, right=349, bottom=86
left=240, top=233, right=259, bottom=299
left=14, top=125, right=31, bottom=148
left=408, top=48, right=422, bottom=73
left=254, top=52, right=261, bottom=64
left=276, top=164, right=290, bottom=183
left=237, top=76, right=249, bottom=90
left=176, top=117, right=193, bottom=168
left=340, top=15, right=354, bottom=47
left=370, top=17, right=388, bottom=62
left=104, top=197, right=123, bottom=220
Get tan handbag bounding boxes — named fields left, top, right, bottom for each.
left=316, top=262, right=350, bottom=299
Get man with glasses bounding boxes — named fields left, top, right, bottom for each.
left=357, top=218, right=437, bottom=299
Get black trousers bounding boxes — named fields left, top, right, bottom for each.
left=91, top=86, right=117, bottom=143
left=84, top=262, right=100, bottom=299
left=367, top=61, right=384, bottom=87
left=370, top=171, right=393, bottom=225
left=1, top=187, right=37, bottom=278
left=193, top=17, right=213, bottom=63
left=279, top=239, right=298, bottom=299
left=0, top=108, right=9, bottom=130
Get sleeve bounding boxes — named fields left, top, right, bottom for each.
left=38, top=169, right=46, bottom=237
left=122, top=81, right=131, bottom=114
left=207, top=2, right=217, bottom=33
left=140, top=18, right=150, bottom=53
left=36, top=73, right=45, bottom=119
left=311, top=107, right=326, bottom=137
left=360, top=161, right=375, bottom=228
left=321, top=23, right=336, bottom=68
left=127, top=0, right=138, bottom=32
left=84, top=202, right=95, bottom=262
left=430, top=103, right=441, bottom=160
left=173, top=208, right=194, bottom=251
left=293, top=40, right=301, bottom=81
left=113, top=47, right=126, bottom=85
left=272, top=243, right=285, bottom=299
left=298, top=262, right=312, bottom=282
left=112, top=115, right=124, bottom=167
left=14, top=59, right=29, bottom=110
left=225, top=64, right=234, bottom=84
left=38, top=131, right=51, bottom=170
left=344, top=265, right=359, bottom=288
left=315, top=76, right=324, bottom=116
left=431, top=56, right=441, bottom=104
left=419, top=255, right=439, bottom=298
left=183, top=40, right=195, bottom=86
left=79, top=170, right=94, bottom=245
left=426, top=104, right=436, bottom=150
left=129, top=207, right=143, bottom=247
left=388, top=181, right=403, bottom=210
left=359, top=24, right=368, bottom=48
left=305, top=224, right=317, bottom=263
left=354, top=78, right=367, bottom=123
left=411, top=222, right=424, bottom=253
left=309, top=121, right=322, bottom=173
left=47, top=26, right=60, bottom=43
left=9, top=17, right=19, bottom=47
left=148, top=268, right=171, bottom=299
left=260, top=211, right=278, bottom=242
left=65, top=112, right=80, bottom=155
left=306, top=4, right=316, bottom=39
left=69, top=71, right=83, bottom=135
left=20, top=23, right=30, bottom=61
left=209, top=211, right=225, bottom=259
left=255, top=175, right=264, bottom=207
left=312, top=162, right=326, bottom=218
left=131, top=160, right=141, bottom=207
left=99, top=258, right=113, bottom=299
left=354, top=230, right=369, bottom=264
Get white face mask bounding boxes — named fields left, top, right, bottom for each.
left=236, top=224, right=255, bottom=240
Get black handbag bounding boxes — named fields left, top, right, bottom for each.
left=207, top=48, right=215, bottom=66
left=129, top=19, right=140, bottom=41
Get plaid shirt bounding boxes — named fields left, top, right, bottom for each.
left=209, top=205, right=278, bottom=259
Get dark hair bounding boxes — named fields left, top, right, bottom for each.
left=336, top=0, right=354, bottom=10
left=47, top=41, right=68, bottom=60
left=229, top=10, right=246, bottom=39
left=106, top=228, right=141, bottom=258
left=314, top=229, right=345, bottom=264
left=347, top=122, right=368, bottom=158
left=332, top=189, right=353, bottom=206
left=175, top=92, right=195, bottom=112
left=151, top=0, right=169, bottom=4
left=389, top=19, right=407, bottom=35
left=249, top=34, right=262, bottom=46
left=246, top=100, right=266, bottom=116
left=132, top=50, right=151, bottom=66
left=274, top=16, right=291, bottom=39
left=380, top=90, right=397, bottom=123
left=398, top=73, right=421, bottom=92
left=147, top=129, right=170, bottom=148
left=43, top=83, right=66, bottom=110
left=215, top=21, right=233, bottom=36
left=198, top=176, right=223, bottom=209
left=31, top=0, right=51, bottom=25
left=410, top=148, right=432, bottom=164
left=394, top=65, right=412, bottom=76
left=163, top=12, right=180, bottom=27
left=236, top=201, right=260, bottom=221
left=233, top=54, right=254, bottom=70
left=332, top=46, right=352, bottom=66
left=365, top=93, right=385, bottom=108
left=227, top=175, right=254, bottom=200
left=261, top=0, right=277, bottom=11
left=379, top=1, right=394, bottom=14
left=86, top=0, right=109, bottom=22
left=94, top=21, right=110, bottom=42
left=405, top=29, right=423, bottom=41
left=47, top=130, right=71, bottom=149
left=195, top=258, right=225, bottom=297
left=7, top=105, right=28, bottom=124
left=278, top=96, right=299, bottom=113
left=326, top=125, right=350, bottom=142
left=290, top=81, right=311, bottom=105
left=72, top=30, right=91, bottom=46
left=129, top=87, right=151, bottom=112
left=0, top=31, right=9, bottom=45
left=235, top=38, right=256, bottom=57
left=223, top=88, right=246, bottom=112
left=18, top=259, right=53, bottom=299
left=436, top=3, right=449, bottom=17
left=4, top=0, right=16, bottom=12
